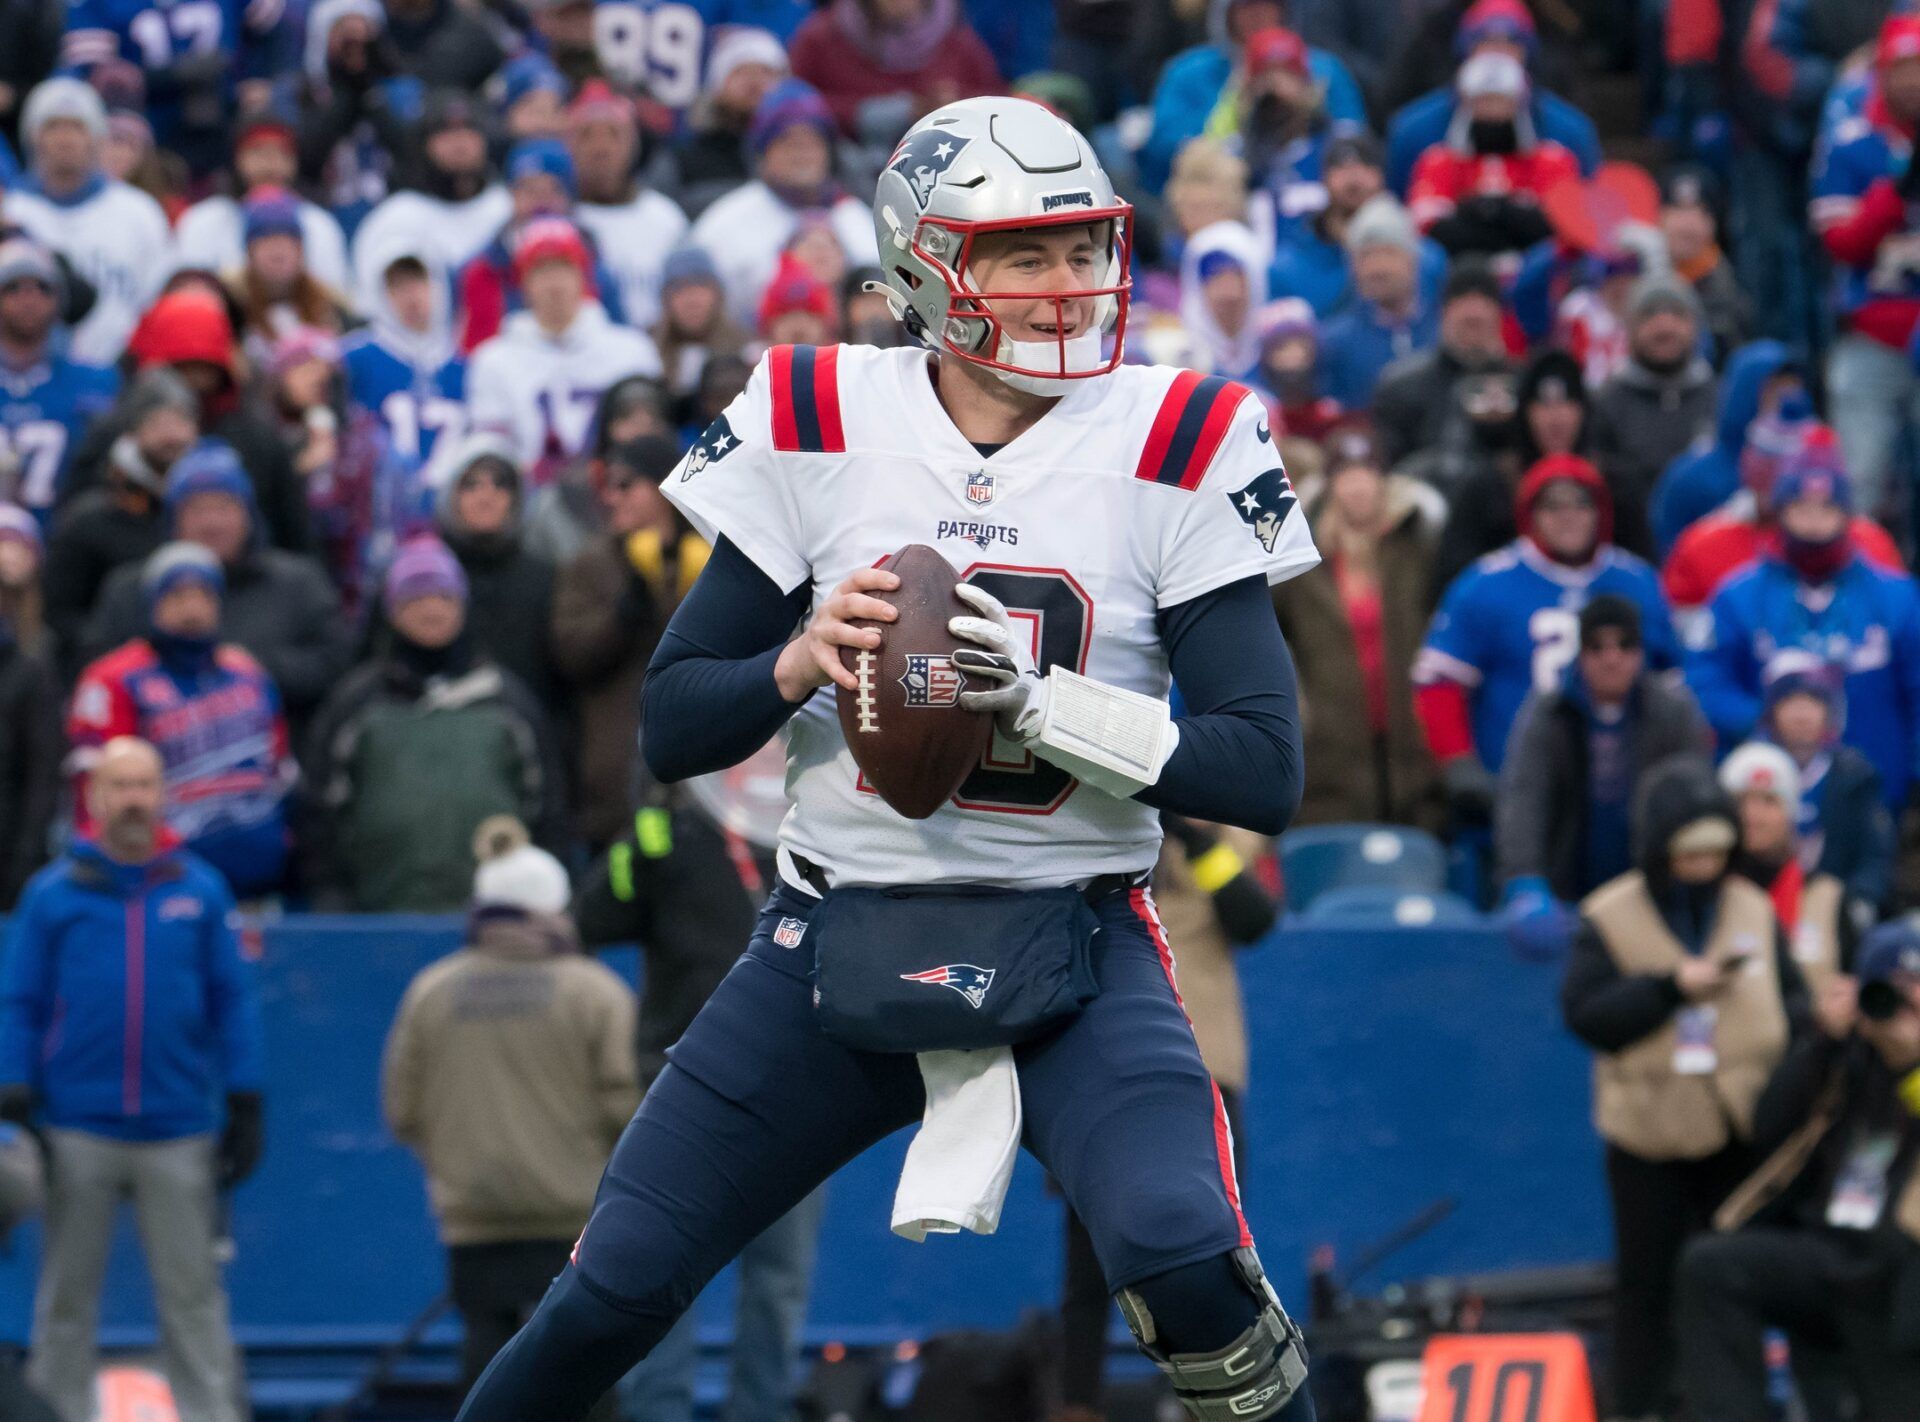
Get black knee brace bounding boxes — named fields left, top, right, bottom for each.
left=1116, top=1248, right=1310, bottom=1421
left=455, top=1266, right=663, bottom=1422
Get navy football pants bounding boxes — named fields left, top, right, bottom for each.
left=456, top=882, right=1256, bottom=1421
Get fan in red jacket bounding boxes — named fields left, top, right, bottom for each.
left=1663, top=423, right=1904, bottom=641
left=1407, top=50, right=1579, bottom=261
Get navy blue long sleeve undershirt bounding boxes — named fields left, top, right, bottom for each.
left=640, top=537, right=1304, bottom=835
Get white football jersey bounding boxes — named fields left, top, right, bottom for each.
left=5, top=181, right=170, bottom=367
left=465, top=306, right=663, bottom=476
left=664, top=344, right=1319, bottom=890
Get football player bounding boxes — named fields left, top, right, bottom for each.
left=456, top=97, right=1319, bottom=1422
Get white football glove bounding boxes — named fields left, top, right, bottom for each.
left=948, top=583, right=1047, bottom=741
left=948, top=583, right=1179, bottom=799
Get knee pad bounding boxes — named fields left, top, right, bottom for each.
left=1116, top=1247, right=1309, bottom=1421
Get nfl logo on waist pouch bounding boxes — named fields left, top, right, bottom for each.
left=806, top=880, right=1106, bottom=1054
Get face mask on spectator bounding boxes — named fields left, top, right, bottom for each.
left=1468, top=117, right=1518, bottom=154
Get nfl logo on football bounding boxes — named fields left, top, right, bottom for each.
left=900, top=654, right=963, bottom=707
left=965, top=470, right=994, bottom=506
left=773, top=917, right=806, bottom=949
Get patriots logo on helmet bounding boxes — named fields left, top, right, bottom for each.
left=888, top=129, right=973, bottom=210
left=900, top=964, right=996, bottom=1009
left=680, top=414, right=739, bottom=482
left=1229, top=467, right=1297, bottom=554
left=900, top=654, right=963, bottom=707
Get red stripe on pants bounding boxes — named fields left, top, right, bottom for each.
left=1129, top=886, right=1253, bottom=1248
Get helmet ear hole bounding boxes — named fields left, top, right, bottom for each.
left=892, top=265, right=923, bottom=291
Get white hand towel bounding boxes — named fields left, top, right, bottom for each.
left=891, top=1047, right=1022, bottom=1242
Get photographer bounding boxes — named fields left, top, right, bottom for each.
left=1676, top=919, right=1920, bottom=1421
left=1561, top=757, right=1809, bottom=1417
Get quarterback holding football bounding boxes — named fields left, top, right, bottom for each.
left=458, top=97, right=1320, bottom=1422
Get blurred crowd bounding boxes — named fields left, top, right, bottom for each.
left=0, top=0, right=1912, bottom=1417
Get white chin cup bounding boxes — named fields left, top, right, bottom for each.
left=991, top=329, right=1105, bottom=395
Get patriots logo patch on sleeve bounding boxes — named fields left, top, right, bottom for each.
left=1229, top=466, right=1298, bottom=554
left=887, top=130, right=973, bottom=210
left=680, top=414, right=739, bottom=482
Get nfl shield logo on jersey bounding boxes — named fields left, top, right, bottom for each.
left=773, top=916, right=807, bottom=949
left=965, top=470, right=994, bottom=505
left=1228, top=466, right=1297, bottom=554
left=888, top=129, right=974, bottom=209
left=899, top=654, right=962, bottom=707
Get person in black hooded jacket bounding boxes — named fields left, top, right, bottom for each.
left=1431, top=346, right=1590, bottom=600
left=430, top=431, right=559, bottom=714
left=1562, top=756, right=1810, bottom=1419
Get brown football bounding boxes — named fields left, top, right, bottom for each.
left=836, top=544, right=993, bottom=819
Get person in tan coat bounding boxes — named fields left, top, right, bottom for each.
left=1272, top=427, right=1443, bottom=831
left=1561, top=757, right=1809, bottom=1420
left=382, top=817, right=640, bottom=1396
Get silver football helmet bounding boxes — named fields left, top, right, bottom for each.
left=871, top=96, right=1133, bottom=394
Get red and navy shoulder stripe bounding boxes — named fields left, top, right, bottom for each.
left=768, top=344, right=846, bottom=454
left=1133, top=372, right=1253, bottom=491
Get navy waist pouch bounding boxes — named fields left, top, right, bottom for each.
left=810, top=883, right=1101, bottom=1053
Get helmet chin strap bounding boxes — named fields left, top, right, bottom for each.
left=993, top=330, right=1104, bottom=395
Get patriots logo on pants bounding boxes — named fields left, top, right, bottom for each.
left=899, top=654, right=963, bottom=706
left=1228, top=466, right=1297, bottom=554
left=888, top=129, right=973, bottom=209
left=900, top=964, right=996, bottom=1009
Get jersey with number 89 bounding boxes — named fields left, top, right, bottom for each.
left=663, top=343, right=1319, bottom=888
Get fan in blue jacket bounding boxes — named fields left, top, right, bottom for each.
left=1138, top=0, right=1366, bottom=192
left=1686, top=461, right=1920, bottom=813
left=0, top=738, right=263, bottom=1177
left=1649, top=340, right=1807, bottom=558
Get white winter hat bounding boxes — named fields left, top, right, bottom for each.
left=1457, top=50, right=1528, bottom=101
left=1719, top=741, right=1801, bottom=810
left=705, top=27, right=788, bottom=94
left=472, top=816, right=571, bottom=915
left=22, top=78, right=107, bottom=148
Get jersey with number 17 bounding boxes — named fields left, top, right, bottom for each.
left=0, top=355, right=119, bottom=519
left=340, top=329, right=466, bottom=471
left=664, top=343, right=1320, bottom=889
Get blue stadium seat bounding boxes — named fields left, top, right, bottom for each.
left=1298, top=886, right=1483, bottom=927
left=1277, top=824, right=1448, bottom=913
